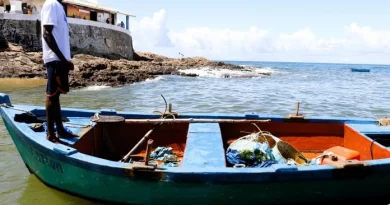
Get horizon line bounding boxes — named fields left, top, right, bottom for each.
left=212, top=59, right=390, bottom=66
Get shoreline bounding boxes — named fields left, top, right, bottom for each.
left=0, top=44, right=271, bottom=88
left=0, top=78, right=47, bottom=90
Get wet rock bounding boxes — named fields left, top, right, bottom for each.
left=0, top=43, right=270, bottom=88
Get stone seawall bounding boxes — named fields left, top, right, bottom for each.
left=0, top=18, right=42, bottom=52
left=0, top=14, right=134, bottom=60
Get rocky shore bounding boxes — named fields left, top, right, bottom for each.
left=0, top=43, right=271, bottom=88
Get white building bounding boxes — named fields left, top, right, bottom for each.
left=0, top=0, right=135, bottom=30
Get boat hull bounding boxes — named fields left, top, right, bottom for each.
left=2, top=110, right=390, bottom=204
left=351, top=68, right=370, bottom=72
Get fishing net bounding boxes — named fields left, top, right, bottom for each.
left=150, top=146, right=180, bottom=167
left=226, top=130, right=311, bottom=168
left=226, top=133, right=277, bottom=168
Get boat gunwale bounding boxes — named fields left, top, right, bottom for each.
left=2, top=102, right=390, bottom=182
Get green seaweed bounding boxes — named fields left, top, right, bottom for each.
left=240, top=149, right=269, bottom=166
left=241, top=149, right=254, bottom=161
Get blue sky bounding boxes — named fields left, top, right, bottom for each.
left=97, top=0, right=390, bottom=64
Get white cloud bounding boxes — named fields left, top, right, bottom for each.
left=130, top=9, right=390, bottom=64
left=131, top=9, right=173, bottom=50
left=169, top=26, right=272, bottom=59
left=344, top=23, right=390, bottom=54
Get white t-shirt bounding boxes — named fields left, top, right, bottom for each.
left=41, top=0, right=71, bottom=64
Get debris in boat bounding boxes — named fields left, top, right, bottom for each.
left=379, top=117, right=390, bottom=126
left=29, top=123, right=44, bottom=132
left=163, top=154, right=178, bottom=162
left=272, top=140, right=311, bottom=166
left=255, top=160, right=278, bottom=168
left=311, top=152, right=334, bottom=165
left=311, top=146, right=360, bottom=165
left=160, top=162, right=180, bottom=167
left=14, top=112, right=42, bottom=123
left=226, top=133, right=277, bottom=167
left=151, top=147, right=173, bottom=160
left=150, top=146, right=179, bottom=166
left=227, top=124, right=312, bottom=167
left=233, top=164, right=246, bottom=168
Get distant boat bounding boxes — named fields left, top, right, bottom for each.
left=351, top=68, right=370, bottom=72
left=2, top=92, right=390, bottom=204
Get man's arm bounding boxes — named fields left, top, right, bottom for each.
left=43, top=25, right=67, bottom=62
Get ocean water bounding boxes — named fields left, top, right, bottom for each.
left=0, top=61, right=390, bottom=204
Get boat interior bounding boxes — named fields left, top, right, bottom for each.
left=63, top=115, right=390, bottom=168
left=3, top=98, right=390, bottom=169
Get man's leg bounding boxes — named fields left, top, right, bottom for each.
left=54, top=94, right=78, bottom=138
left=46, top=62, right=60, bottom=142
left=46, top=94, right=61, bottom=142
left=55, top=61, right=78, bottom=139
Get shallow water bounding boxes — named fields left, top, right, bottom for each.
left=0, top=61, right=390, bottom=204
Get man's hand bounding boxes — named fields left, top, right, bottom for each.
left=68, top=61, right=74, bottom=71
left=60, top=60, right=74, bottom=71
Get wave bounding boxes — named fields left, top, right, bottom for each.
left=178, top=66, right=275, bottom=78
left=257, top=66, right=279, bottom=74
left=75, top=85, right=113, bottom=91
left=143, top=76, right=165, bottom=83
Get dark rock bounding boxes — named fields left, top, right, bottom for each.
left=179, top=73, right=198, bottom=77
left=0, top=44, right=270, bottom=88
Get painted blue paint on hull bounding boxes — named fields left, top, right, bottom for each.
left=346, top=123, right=390, bottom=134
left=182, top=123, right=226, bottom=168
left=3, top=92, right=390, bottom=204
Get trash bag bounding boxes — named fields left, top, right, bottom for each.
left=226, top=133, right=277, bottom=167
left=160, top=162, right=180, bottom=168
left=150, top=146, right=179, bottom=167
left=29, top=123, right=44, bottom=132
left=150, top=147, right=178, bottom=162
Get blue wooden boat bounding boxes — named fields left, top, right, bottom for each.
left=351, top=68, right=371, bottom=72
left=1, top=92, right=390, bottom=205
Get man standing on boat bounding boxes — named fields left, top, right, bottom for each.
left=41, top=0, right=78, bottom=143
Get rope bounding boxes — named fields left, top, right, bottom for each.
left=64, top=122, right=92, bottom=128
left=0, top=103, right=34, bottom=115
left=152, top=94, right=177, bottom=120
left=250, top=123, right=274, bottom=149
left=1, top=103, right=91, bottom=128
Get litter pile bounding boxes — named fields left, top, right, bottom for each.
left=226, top=125, right=364, bottom=168
left=226, top=133, right=278, bottom=168
left=150, top=146, right=180, bottom=167
left=29, top=122, right=74, bottom=134
left=226, top=128, right=312, bottom=168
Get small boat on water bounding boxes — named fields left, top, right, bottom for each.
left=2, top=92, right=390, bottom=205
left=351, top=68, right=371, bottom=72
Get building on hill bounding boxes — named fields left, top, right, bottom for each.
left=0, top=0, right=136, bottom=59
left=0, top=0, right=135, bottom=30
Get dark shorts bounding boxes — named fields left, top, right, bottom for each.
left=46, top=61, right=69, bottom=97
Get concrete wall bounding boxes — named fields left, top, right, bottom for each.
left=0, top=13, right=134, bottom=60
